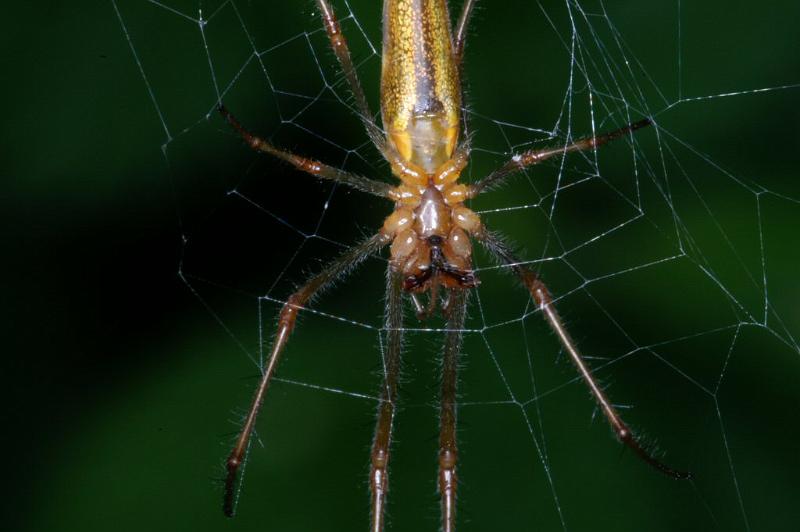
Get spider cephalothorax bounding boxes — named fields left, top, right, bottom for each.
left=383, top=168, right=480, bottom=294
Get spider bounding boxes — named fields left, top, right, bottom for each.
left=218, top=1, right=690, bottom=530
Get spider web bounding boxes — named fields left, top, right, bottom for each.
left=113, top=0, right=800, bottom=530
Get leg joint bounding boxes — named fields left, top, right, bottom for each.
left=278, top=294, right=302, bottom=331
left=371, top=448, right=389, bottom=469
left=438, top=448, right=458, bottom=469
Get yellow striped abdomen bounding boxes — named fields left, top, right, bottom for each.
left=381, top=0, right=461, bottom=174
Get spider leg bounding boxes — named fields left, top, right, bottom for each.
left=218, top=105, right=391, bottom=198
left=223, top=233, right=390, bottom=518
left=469, top=118, right=651, bottom=196
left=438, top=289, right=469, bottom=532
left=369, top=271, right=404, bottom=532
left=474, top=228, right=691, bottom=480
left=453, top=0, right=477, bottom=64
left=316, top=0, right=386, bottom=152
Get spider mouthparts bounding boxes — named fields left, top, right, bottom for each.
left=441, top=265, right=479, bottom=288
left=404, top=269, right=433, bottom=291
left=404, top=266, right=478, bottom=292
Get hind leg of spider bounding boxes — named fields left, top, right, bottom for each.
left=223, top=234, right=390, bottom=518
left=369, top=271, right=404, bottom=532
left=474, top=228, right=691, bottom=480
left=438, top=289, right=469, bottom=532
left=218, top=105, right=391, bottom=198
left=315, top=0, right=385, bottom=151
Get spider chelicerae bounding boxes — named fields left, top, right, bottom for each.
left=218, top=1, right=690, bottom=530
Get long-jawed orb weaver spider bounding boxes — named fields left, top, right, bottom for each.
left=219, top=0, right=691, bottom=530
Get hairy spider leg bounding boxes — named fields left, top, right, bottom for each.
left=369, top=272, right=404, bottom=532
left=475, top=229, right=691, bottom=481
left=315, top=0, right=386, bottom=151
left=223, top=234, right=390, bottom=518
left=438, top=289, right=468, bottom=532
left=469, top=118, right=652, bottom=196
left=453, top=0, right=478, bottom=140
left=453, top=0, right=477, bottom=65
left=218, top=104, right=391, bottom=198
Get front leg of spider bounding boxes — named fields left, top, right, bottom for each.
left=218, top=104, right=392, bottom=198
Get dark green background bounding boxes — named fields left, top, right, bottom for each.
left=5, top=1, right=799, bottom=531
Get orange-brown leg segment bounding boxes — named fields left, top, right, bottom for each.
left=470, top=118, right=652, bottom=196
left=369, top=271, right=404, bottom=532
left=475, top=229, right=691, bottom=480
left=219, top=105, right=391, bottom=197
left=315, top=0, right=386, bottom=151
left=439, top=289, right=468, bottom=532
left=223, top=234, right=390, bottom=518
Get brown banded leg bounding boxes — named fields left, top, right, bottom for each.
left=369, top=271, right=404, bottom=532
left=469, top=119, right=652, bottom=196
left=315, top=0, right=386, bottom=152
left=223, top=234, right=390, bottom=517
left=219, top=105, right=391, bottom=198
left=474, top=229, right=691, bottom=480
left=439, top=289, right=469, bottom=532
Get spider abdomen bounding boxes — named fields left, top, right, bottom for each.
left=381, top=0, right=460, bottom=172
